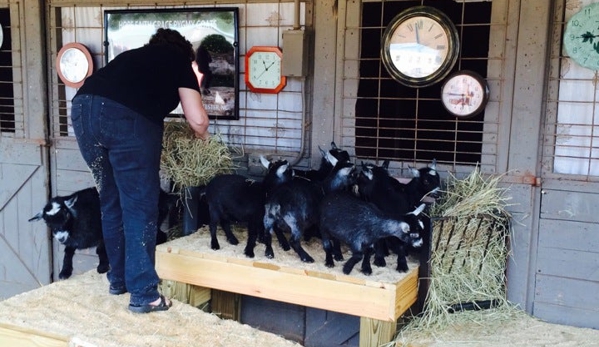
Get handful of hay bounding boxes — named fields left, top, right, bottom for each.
left=393, top=167, right=516, bottom=345
left=161, top=121, right=235, bottom=190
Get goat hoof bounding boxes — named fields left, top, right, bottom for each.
left=97, top=264, right=109, bottom=274
left=396, top=265, right=408, bottom=273
left=244, top=249, right=255, bottom=258
left=373, top=258, right=386, bottom=267
left=227, top=237, right=239, bottom=245
left=59, top=270, right=72, bottom=280
left=301, top=256, right=315, bottom=263
left=211, top=242, right=220, bottom=251
left=361, top=268, right=373, bottom=275
left=265, top=250, right=274, bottom=259
left=325, top=262, right=334, bottom=268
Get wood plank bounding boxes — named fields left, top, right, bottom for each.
left=537, top=248, right=599, bottom=281
left=534, top=301, right=599, bottom=330
left=538, top=219, right=599, bottom=252
left=358, top=317, right=396, bottom=347
left=241, top=296, right=306, bottom=344
left=211, top=290, right=241, bottom=321
left=158, top=280, right=211, bottom=309
left=304, top=308, right=359, bottom=347
left=535, top=274, right=599, bottom=309
left=156, top=247, right=418, bottom=322
left=540, top=189, right=599, bottom=223
left=0, top=323, right=67, bottom=347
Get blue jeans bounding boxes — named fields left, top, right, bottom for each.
left=71, top=94, right=163, bottom=306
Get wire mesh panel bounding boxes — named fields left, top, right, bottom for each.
left=47, top=2, right=312, bottom=161
left=0, top=5, right=23, bottom=137
left=544, top=0, right=599, bottom=181
left=340, top=0, right=509, bottom=176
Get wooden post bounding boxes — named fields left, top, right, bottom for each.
left=211, top=290, right=242, bottom=321
left=359, top=317, right=397, bottom=347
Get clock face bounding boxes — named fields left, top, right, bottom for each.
left=59, top=48, right=89, bottom=83
left=564, top=2, right=599, bottom=71
left=441, top=70, right=489, bottom=118
left=245, top=46, right=286, bottom=93
left=56, top=42, right=93, bottom=88
left=381, top=6, right=460, bottom=88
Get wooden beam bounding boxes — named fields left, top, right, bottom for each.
left=156, top=245, right=418, bottom=322
left=0, top=323, right=68, bottom=347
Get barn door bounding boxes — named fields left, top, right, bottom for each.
left=0, top=2, right=51, bottom=299
left=534, top=0, right=599, bottom=329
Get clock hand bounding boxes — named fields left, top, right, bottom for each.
left=264, top=61, right=275, bottom=70
left=415, top=21, right=420, bottom=44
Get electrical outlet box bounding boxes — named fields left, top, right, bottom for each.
left=282, top=29, right=307, bottom=77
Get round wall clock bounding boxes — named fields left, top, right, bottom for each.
left=381, top=6, right=460, bottom=88
left=56, top=42, right=94, bottom=88
left=245, top=46, right=286, bottom=94
left=441, top=70, right=489, bottom=118
left=564, top=2, right=599, bottom=71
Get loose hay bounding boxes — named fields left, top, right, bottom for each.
left=393, top=167, right=517, bottom=346
left=161, top=120, right=237, bottom=191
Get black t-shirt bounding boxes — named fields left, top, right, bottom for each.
left=75, top=43, right=200, bottom=124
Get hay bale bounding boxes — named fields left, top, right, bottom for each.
left=393, top=167, right=516, bottom=345
left=160, top=120, right=236, bottom=191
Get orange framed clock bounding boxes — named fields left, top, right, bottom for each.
left=56, top=42, right=94, bottom=88
left=245, top=46, right=286, bottom=94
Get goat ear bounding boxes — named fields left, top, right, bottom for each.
left=382, top=160, right=390, bottom=170
left=410, top=167, right=420, bottom=177
left=325, top=150, right=338, bottom=167
left=28, top=211, right=43, bottom=222
left=412, top=203, right=426, bottom=216
left=330, top=141, right=338, bottom=150
left=259, top=155, right=271, bottom=169
left=65, top=195, right=78, bottom=209
left=430, top=158, right=437, bottom=170
left=318, top=145, right=326, bottom=157
left=276, top=162, right=290, bottom=177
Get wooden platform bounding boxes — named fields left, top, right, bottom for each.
left=0, top=270, right=300, bottom=347
left=155, top=227, right=420, bottom=346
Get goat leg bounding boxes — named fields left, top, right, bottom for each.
left=289, top=233, right=314, bottom=263
left=360, top=247, right=373, bottom=275
left=372, top=239, right=387, bottom=267
left=264, top=229, right=275, bottom=259
left=272, top=225, right=290, bottom=250
left=322, top=237, right=335, bottom=267
left=59, top=246, right=76, bottom=280
left=244, top=222, right=260, bottom=258
left=332, top=238, right=344, bottom=261
left=208, top=221, right=221, bottom=250
left=96, top=242, right=110, bottom=274
left=220, top=220, right=239, bottom=245
left=342, top=251, right=363, bottom=275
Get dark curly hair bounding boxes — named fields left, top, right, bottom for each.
left=147, top=28, right=195, bottom=62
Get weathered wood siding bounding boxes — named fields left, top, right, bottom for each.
left=534, top=182, right=599, bottom=329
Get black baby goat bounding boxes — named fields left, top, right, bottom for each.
left=29, top=187, right=171, bottom=279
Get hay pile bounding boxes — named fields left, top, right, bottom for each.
left=161, top=120, right=236, bottom=190
left=393, top=167, right=516, bottom=345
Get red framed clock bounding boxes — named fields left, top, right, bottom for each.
left=56, top=42, right=94, bottom=88
left=245, top=46, right=286, bottom=94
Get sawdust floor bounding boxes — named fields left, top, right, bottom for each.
left=0, top=269, right=300, bottom=347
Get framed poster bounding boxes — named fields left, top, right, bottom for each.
left=104, top=8, right=239, bottom=120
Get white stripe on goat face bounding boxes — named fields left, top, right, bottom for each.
left=53, top=230, right=70, bottom=243
left=47, top=202, right=62, bottom=216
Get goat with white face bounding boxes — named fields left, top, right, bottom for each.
left=319, top=191, right=423, bottom=275
left=357, top=159, right=439, bottom=270
left=263, top=152, right=356, bottom=262
left=29, top=187, right=170, bottom=279
left=29, top=188, right=108, bottom=280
